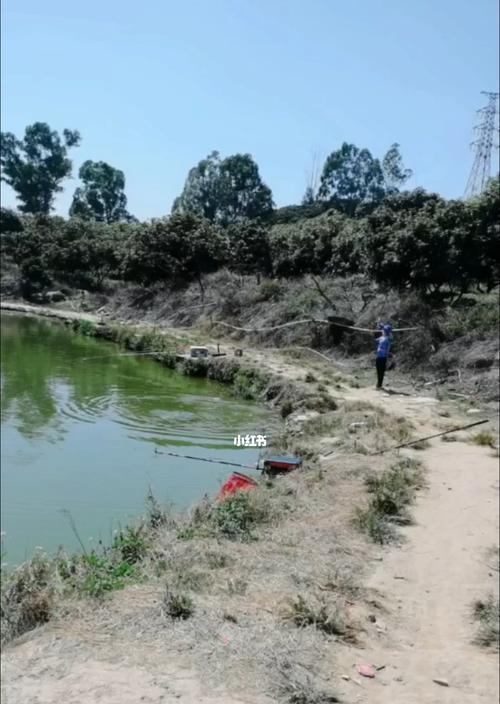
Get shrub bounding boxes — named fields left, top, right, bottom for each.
left=256, top=279, right=283, bottom=301
left=471, top=431, right=496, bottom=448
left=73, top=319, right=97, bottom=337
left=284, top=594, right=351, bottom=639
left=179, top=357, right=208, bottom=377
left=205, top=551, right=230, bottom=569
left=472, top=595, right=499, bottom=649
left=355, top=458, right=424, bottom=543
left=211, top=491, right=268, bottom=540
left=112, top=525, right=148, bottom=565
left=232, top=368, right=268, bottom=400
left=353, top=506, right=396, bottom=545
left=0, top=552, right=54, bottom=644
left=163, top=591, right=193, bottom=620
left=78, top=553, right=136, bottom=597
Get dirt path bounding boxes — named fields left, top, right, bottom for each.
left=332, top=388, right=499, bottom=703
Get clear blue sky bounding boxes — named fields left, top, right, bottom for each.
left=1, top=0, right=499, bottom=220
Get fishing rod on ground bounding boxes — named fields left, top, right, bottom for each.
left=372, top=418, right=490, bottom=455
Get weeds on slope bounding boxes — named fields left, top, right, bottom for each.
left=354, top=457, right=425, bottom=544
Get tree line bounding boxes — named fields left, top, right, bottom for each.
left=1, top=122, right=498, bottom=300
left=1, top=122, right=414, bottom=223
left=1, top=178, right=498, bottom=300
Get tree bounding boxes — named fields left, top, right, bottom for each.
left=362, top=193, right=454, bottom=294
left=0, top=207, right=24, bottom=233
left=70, top=160, right=133, bottom=223
left=226, top=220, right=272, bottom=281
left=382, top=143, right=413, bottom=194
left=269, top=212, right=345, bottom=277
left=317, top=142, right=412, bottom=215
left=172, top=152, right=274, bottom=225
left=1, top=122, right=81, bottom=214
left=124, top=213, right=225, bottom=298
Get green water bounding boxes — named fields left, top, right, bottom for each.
left=0, top=313, right=277, bottom=565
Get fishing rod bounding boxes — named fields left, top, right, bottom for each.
left=153, top=448, right=260, bottom=471
left=154, top=425, right=268, bottom=471
left=372, top=418, right=490, bottom=455
left=81, top=351, right=160, bottom=361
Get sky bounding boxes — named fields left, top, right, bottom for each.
left=1, top=0, right=499, bottom=221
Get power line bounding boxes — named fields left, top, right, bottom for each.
left=464, top=91, right=499, bottom=198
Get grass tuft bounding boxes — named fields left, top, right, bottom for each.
left=355, top=457, right=424, bottom=543
left=472, top=595, right=499, bottom=650
left=163, top=590, right=194, bottom=620
left=471, top=431, right=497, bottom=448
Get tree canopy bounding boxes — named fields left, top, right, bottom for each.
left=0, top=122, right=81, bottom=214
left=69, top=160, right=133, bottom=223
left=317, top=142, right=412, bottom=215
left=172, top=151, right=274, bottom=225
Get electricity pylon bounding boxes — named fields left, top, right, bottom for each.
left=464, top=91, right=499, bottom=198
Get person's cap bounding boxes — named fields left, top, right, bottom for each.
left=383, top=324, right=393, bottom=333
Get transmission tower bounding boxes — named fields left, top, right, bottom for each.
left=464, top=91, right=499, bottom=198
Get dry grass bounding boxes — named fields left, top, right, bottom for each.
left=472, top=595, right=499, bottom=650
left=470, top=431, right=497, bottom=448
left=299, top=400, right=415, bottom=456
left=354, top=457, right=425, bottom=544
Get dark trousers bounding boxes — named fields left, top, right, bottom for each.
left=376, top=357, right=387, bottom=388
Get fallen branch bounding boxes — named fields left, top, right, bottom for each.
left=309, top=276, right=337, bottom=310
left=372, top=419, right=489, bottom=455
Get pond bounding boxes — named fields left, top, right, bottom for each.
left=0, top=313, right=278, bottom=565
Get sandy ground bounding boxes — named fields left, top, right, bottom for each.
left=333, top=437, right=499, bottom=703
left=1, top=308, right=498, bottom=703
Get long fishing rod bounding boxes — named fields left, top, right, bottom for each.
left=372, top=418, right=490, bottom=455
left=153, top=447, right=259, bottom=470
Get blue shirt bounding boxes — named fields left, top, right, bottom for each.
left=376, top=335, right=391, bottom=359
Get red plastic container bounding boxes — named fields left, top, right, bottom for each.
left=218, top=472, right=258, bottom=501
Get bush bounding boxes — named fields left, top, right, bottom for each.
left=280, top=400, right=294, bottom=418
left=256, top=279, right=284, bottom=301
left=212, top=491, right=267, bottom=540
left=232, top=368, right=269, bottom=400
left=472, top=595, right=499, bottom=649
left=471, top=431, right=496, bottom=448
left=0, top=552, right=54, bottom=644
left=355, top=458, right=424, bottom=543
left=112, top=525, right=148, bottom=565
left=163, top=591, right=193, bottom=620
left=284, top=594, right=351, bottom=639
left=179, top=357, right=208, bottom=377
left=73, top=319, right=97, bottom=337
left=77, top=553, right=136, bottom=597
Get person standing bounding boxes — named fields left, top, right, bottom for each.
left=375, top=324, right=392, bottom=389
